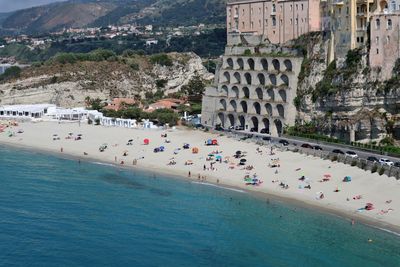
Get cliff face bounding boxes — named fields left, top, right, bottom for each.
left=294, top=33, right=400, bottom=142
left=0, top=52, right=213, bottom=107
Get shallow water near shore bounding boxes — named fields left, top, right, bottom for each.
left=0, top=146, right=399, bottom=267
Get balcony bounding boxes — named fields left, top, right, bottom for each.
left=333, top=0, right=344, bottom=5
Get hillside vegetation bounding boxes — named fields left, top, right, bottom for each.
left=0, top=28, right=227, bottom=63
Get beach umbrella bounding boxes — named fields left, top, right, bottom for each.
left=77, top=134, right=83, bottom=137
left=144, top=138, right=150, bottom=145
left=69, top=132, right=73, bottom=136
left=240, top=159, right=247, bottom=163
left=128, top=139, right=133, bottom=142
left=324, top=174, right=332, bottom=178
left=216, top=155, right=222, bottom=160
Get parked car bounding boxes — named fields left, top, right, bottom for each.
left=367, top=156, right=379, bottom=162
left=332, top=149, right=345, bottom=154
left=262, top=136, right=271, bottom=141
left=301, top=143, right=313, bottom=149
left=379, top=158, right=394, bottom=166
left=235, top=125, right=244, bottom=131
left=345, top=151, right=358, bottom=158
left=394, top=162, right=400, bottom=168
left=279, top=139, right=289, bottom=146
left=313, top=145, right=323, bottom=150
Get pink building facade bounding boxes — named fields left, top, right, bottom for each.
left=227, top=0, right=322, bottom=44
left=370, top=12, right=400, bottom=79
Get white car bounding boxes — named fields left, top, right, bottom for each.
left=345, top=151, right=358, bottom=158
left=379, top=158, right=394, bottom=166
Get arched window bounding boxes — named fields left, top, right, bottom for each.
left=237, top=58, right=244, bottom=70
left=257, top=73, right=265, bottom=85
left=284, top=59, right=292, bottom=71
left=280, top=74, right=289, bottom=86
left=219, top=99, right=227, bottom=111
left=221, top=85, right=228, bottom=96
left=277, top=104, right=285, bottom=118
left=234, top=72, right=241, bottom=84
left=247, top=58, right=255, bottom=70
left=387, top=19, right=392, bottom=30
left=226, top=58, right=233, bottom=69
left=272, top=59, right=280, bottom=71
left=230, top=100, right=237, bottom=112
left=231, top=86, right=239, bottom=98
left=223, top=72, right=230, bottom=83
left=278, top=89, right=287, bottom=102
left=376, top=19, right=381, bottom=30
left=242, top=87, right=250, bottom=98
left=261, top=58, right=268, bottom=70
left=240, top=101, right=248, bottom=113
left=265, top=103, right=273, bottom=116
left=244, top=73, right=252, bottom=85
left=255, top=87, right=263, bottom=100
left=253, top=102, right=261, bottom=115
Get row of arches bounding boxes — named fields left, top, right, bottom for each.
left=216, top=112, right=283, bottom=136
left=224, top=57, right=293, bottom=72
left=219, top=99, right=285, bottom=118
left=219, top=85, right=287, bottom=102
left=221, top=71, right=289, bottom=87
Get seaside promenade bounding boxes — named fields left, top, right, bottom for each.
left=0, top=121, right=399, bottom=234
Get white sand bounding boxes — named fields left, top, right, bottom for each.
left=1, top=121, right=400, bottom=233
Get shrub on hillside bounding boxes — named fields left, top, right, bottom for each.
left=0, top=66, right=21, bottom=81
left=150, top=53, right=173, bottom=66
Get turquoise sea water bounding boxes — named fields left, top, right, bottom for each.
left=0, top=145, right=399, bottom=267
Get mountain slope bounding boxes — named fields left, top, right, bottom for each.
left=1, top=0, right=226, bottom=34
left=2, top=1, right=116, bottom=33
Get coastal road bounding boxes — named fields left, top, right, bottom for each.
left=222, top=130, right=400, bottom=164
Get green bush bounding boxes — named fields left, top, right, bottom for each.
left=331, top=155, right=338, bottom=162
left=156, top=79, right=168, bottom=88
left=243, top=49, right=252, bottom=56
left=0, top=66, right=21, bottom=81
left=150, top=54, right=173, bottom=66
left=130, top=63, right=139, bottom=70
left=378, top=167, right=385, bottom=176
left=351, top=160, right=357, bottom=167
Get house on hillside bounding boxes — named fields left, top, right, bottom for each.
left=145, top=98, right=187, bottom=113
left=103, top=98, right=138, bottom=111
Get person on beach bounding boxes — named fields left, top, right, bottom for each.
left=188, top=171, right=191, bottom=177
left=115, top=156, right=117, bottom=162
left=60, top=147, right=63, bottom=153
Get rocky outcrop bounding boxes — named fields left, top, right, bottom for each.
left=295, top=33, right=400, bottom=142
left=0, top=52, right=213, bottom=107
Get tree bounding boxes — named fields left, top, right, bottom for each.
left=0, top=66, right=21, bottom=81
left=181, top=75, right=205, bottom=96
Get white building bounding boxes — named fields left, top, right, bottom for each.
left=0, top=104, right=56, bottom=118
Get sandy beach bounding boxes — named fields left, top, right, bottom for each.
left=1, top=121, right=400, bottom=234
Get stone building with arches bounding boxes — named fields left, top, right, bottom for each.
left=201, top=52, right=302, bottom=136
